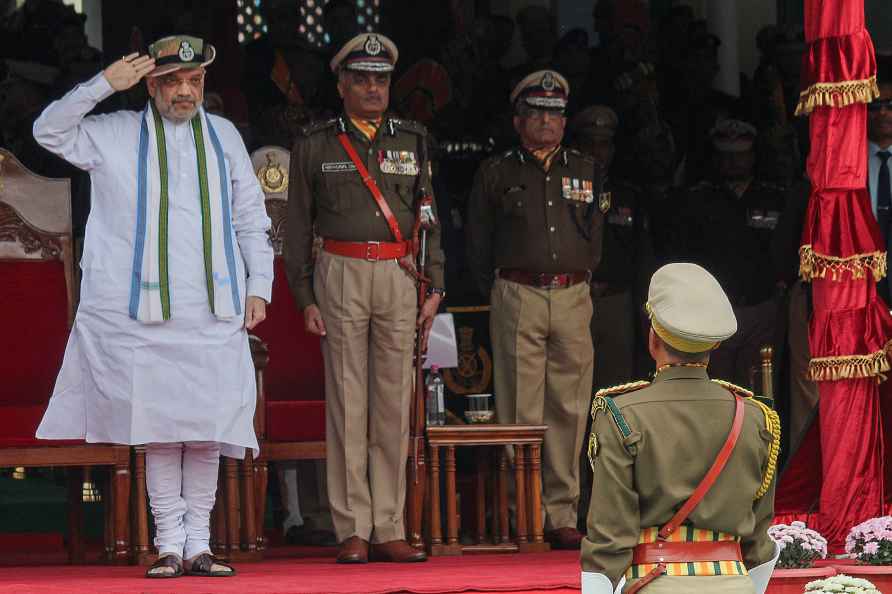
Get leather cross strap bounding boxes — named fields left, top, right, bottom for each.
left=631, top=541, right=743, bottom=565
left=337, top=132, right=405, bottom=244
left=625, top=395, right=746, bottom=594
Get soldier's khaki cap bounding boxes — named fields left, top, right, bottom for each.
left=330, top=33, right=398, bottom=73
left=569, top=105, right=618, bottom=140
left=646, top=263, right=737, bottom=353
left=510, top=69, right=569, bottom=111
left=147, top=35, right=216, bottom=77
left=710, top=119, right=757, bottom=152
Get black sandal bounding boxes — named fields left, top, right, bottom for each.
left=185, top=552, right=236, bottom=577
left=145, top=554, right=184, bottom=579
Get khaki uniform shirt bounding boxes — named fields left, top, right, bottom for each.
left=284, top=115, right=445, bottom=308
left=465, top=146, right=605, bottom=296
left=582, top=365, right=777, bottom=587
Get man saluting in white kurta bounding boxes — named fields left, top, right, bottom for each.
left=33, top=35, right=273, bottom=579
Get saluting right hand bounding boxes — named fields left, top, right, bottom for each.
left=304, top=304, right=327, bottom=337
left=103, top=53, right=156, bottom=91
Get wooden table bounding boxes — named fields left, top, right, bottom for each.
left=426, top=424, right=550, bottom=556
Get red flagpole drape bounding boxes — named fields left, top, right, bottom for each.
left=793, top=0, right=890, bottom=553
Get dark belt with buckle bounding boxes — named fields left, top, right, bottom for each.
left=497, top=269, right=590, bottom=289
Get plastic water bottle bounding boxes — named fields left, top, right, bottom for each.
left=426, top=366, right=446, bottom=426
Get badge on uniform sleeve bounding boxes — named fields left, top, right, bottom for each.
left=598, top=191, right=612, bottom=214
left=379, top=150, right=419, bottom=175
left=587, top=433, right=599, bottom=469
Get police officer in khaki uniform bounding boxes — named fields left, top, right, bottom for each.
left=581, top=263, right=780, bottom=594
left=466, top=70, right=603, bottom=550
left=284, top=33, right=445, bottom=564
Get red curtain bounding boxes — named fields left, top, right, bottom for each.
left=786, top=0, right=891, bottom=553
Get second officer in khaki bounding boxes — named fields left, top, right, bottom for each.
left=284, top=33, right=445, bottom=564
left=466, top=70, right=604, bottom=549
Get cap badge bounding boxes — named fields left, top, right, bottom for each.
left=364, top=35, right=382, bottom=56
left=178, top=41, right=195, bottom=62
left=541, top=71, right=556, bottom=91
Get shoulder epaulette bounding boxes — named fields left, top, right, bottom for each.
left=591, top=394, right=633, bottom=438
left=589, top=384, right=647, bottom=467
left=594, top=380, right=650, bottom=401
left=710, top=379, right=754, bottom=399
left=300, top=118, right=338, bottom=137
left=389, top=117, right=427, bottom=136
left=482, top=149, right=516, bottom=169
left=565, top=147, right=595, bottom=163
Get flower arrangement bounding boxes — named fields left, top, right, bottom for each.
left=768, top=521, right=828, bottom=569
left=845, top=516, right=892, bottom=565
left=804, top=574, right=881, bottom=593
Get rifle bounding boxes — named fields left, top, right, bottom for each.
left=406, top=195, right=435, bottom=549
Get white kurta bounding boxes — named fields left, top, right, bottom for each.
left=33, top=73, right=273, bottom=459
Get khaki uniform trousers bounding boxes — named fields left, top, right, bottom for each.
left=314, top=251, right=417, bottom=544
left=623, top=575, right=755, bottom=593
left=490, top=278, right=594, bottom=530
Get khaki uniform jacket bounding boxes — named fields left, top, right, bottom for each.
left=581, top=365, right=778, bottom=587
left=465, top=147, right=605, bottom=296
left=284, top=115, right=445, bottom=309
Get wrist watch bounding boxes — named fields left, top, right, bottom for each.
left=427, top=287, right=446, bottom=300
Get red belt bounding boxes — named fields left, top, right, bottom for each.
left=498, top=269, right=589, bottom=289
left=631, top=541, right=743, bottom=565
left=323, top=239, right=410, bottom=261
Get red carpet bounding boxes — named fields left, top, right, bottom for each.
left=0, top=551, right=581, bottom=594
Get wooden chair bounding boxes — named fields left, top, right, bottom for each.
left=0, top=148, right=131, bottom=564
left=247, top=146, right=327, bottom=553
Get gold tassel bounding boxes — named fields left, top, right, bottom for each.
left=799, top=245, right=886, bottom=282
left=807, top=342, right=892, bottom=382
left=795, top=76, right=880, bottom=116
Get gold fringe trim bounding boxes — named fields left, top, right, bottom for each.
left=752, top=399, right=781, bottom=500
left=798, top=245, right=887, bottom=282
left=593, top=380, right=650, bottom=401
left=806, top=342, right=892, bottom=382
left=711, top=379, right=755, bottom=399
left=795, top=76, right=879, bottom=116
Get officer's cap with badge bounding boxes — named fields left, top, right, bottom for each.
left=646, top=263, right=737, bottom=353
left=146, top=35, right=216, bottom=78
left=569, top=105, right=618, bottom=141
left=510, top=69, right=570, bottom=113
left=710, top=119, right=757, bottom=153
left=330, top=32, right=399, bottom=74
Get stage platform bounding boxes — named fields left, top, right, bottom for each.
left=0, top=550, right=581, bottom=594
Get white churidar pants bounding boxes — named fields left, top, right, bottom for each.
left=146, top=441, right=221, bottom=559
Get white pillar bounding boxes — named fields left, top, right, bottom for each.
left=707, top=0, right=740, bottom=97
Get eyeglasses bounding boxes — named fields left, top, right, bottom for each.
left=868, top=99, right=892, bottom=112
